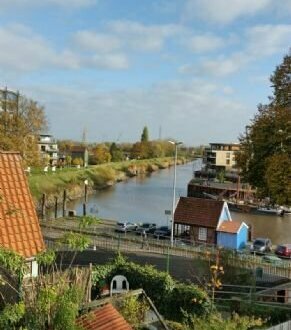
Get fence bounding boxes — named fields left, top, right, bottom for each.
left=266, top=320, right=291, bottom=330
left=41, top=220, right=291, bottom=280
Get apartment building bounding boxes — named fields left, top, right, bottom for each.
left=203, top=142, right=240, bottom=171
left=38, top=134, right=59, bottom=165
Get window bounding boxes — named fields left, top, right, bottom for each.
left=226, top=159, right=230, bottom=165
left=198, top=227, right=207, bottom=241
left=226, top=152, right=230, bottom=158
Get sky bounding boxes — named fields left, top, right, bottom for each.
left=0, top=0, right=290, bottom=145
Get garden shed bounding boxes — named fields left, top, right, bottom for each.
left=217, top=221, right=248, bottom=250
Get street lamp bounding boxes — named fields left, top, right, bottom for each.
left=83, top=179, right=89, bottom=216
left=168, top=140, right=182, bottom=247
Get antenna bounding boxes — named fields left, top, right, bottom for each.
left=82, top=127, right=87, bottom=146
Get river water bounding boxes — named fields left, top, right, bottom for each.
left=68, top=159, right=291, bottom=245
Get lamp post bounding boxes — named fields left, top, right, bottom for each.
left=83, top=179, right=89, bottom=216
left=168, top=141, right=182, bottom=247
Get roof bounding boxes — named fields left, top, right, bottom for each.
left=0, top=151, right=45, bottom=258
left=76, top=303, right=132, bottom=330
left=174, top=197, right=225, bottom=228
left=71, top=146, right=87, bottom=152
left=217, top=221, right=248, bottom=234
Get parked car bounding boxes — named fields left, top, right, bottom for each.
left=262, top=255, right=284, bottom=266
left=250, top=238, right=272, bottom=254
left=275, top=244, right=291, bottom=258
left=136, top=223, right=157, bottom=235
left=115, top=222, right=137, bottom=233
left=153, top=226, right=171, bottom=239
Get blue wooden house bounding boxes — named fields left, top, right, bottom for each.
left=217, top=221, right=249, bottom=250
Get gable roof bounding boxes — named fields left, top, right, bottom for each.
left=174, top=197, right=225, bottom=228
left=217, top=221, right=248, bottom=234
left=76, top=303, right=132, bottom=330
left=0, top=151, right=45, bottom=258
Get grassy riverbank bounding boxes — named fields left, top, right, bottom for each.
left=28, top=157, right=187, bottom=205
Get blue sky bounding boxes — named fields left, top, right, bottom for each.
left=0, top=0, right=290, bottom=145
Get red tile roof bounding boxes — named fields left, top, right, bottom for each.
left=217, top=221, right=246, bottom=234
left=76, top=303, right=132, bottom=330
left=0, top=151, right=45, bottom=258
left=174, top=197, right=225, bottom=228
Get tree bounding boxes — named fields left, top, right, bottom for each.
left=109, top=142, right=124, bottom=162
left=237, top=53, right=291, bottom=203
left=269, top=52, right=291, bottom=107
left=91, top=144, right=111, bottom=164
left=265, top=153, right=291, bottom=205
left=0, top=94, right=47, bottom=167
left=141, top=126, right=149, bottom=143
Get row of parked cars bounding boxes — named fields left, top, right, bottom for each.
left=249, top=237, right=291, bottom=266
left=115, top=222, right=171, bottom=239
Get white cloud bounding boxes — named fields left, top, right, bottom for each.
left=83, top=53, right=129, bottom=70
left=73, top=31, right=121, bottom=53
left=183, top=34, right=224, bottom=53
left=0, top=24, right=58, bottom=71
left=180, top=52, right=250, bottom=76
left=107, top=20, right=182, bottom=52
left=0, top=24, right=129, bottom=73
left=246, top=24, right=291, bottom=57
left=182, top=0, right=271, bottom=24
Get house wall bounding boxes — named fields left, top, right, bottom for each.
left=236, top=225, right=248, bottom=249
left=190, top=226, right=216, bottom=245
left=217, top=232, right=237, bottom=249
left=217, top=225, right=248, bottom=250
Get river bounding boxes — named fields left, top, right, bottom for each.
left=67, top=159, right=291, bottom=245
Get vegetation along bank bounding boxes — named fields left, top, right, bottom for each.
left=28, top=157, right=187, bottom=209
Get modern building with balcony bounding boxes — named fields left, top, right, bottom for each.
left=0, top=87, right=20, bottom=114
left=38, top=134, right=59, bottom=165
left=203, top=142, right=240, bottom=172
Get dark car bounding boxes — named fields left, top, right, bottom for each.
left=275, top=244, right=291, bottom=258
left=250, top=238, right=272, bottom=254
left=136, top=223, right=156, bottom=235
left=153, top=226, right=171, bottom=239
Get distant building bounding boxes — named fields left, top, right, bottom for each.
left=0, top=87, right=19, bottom=114
left=70, top=145, right=88, bottom=167
left=203, top=142, right=240, bottom=171
left=38, top=134, right=59, bottom=165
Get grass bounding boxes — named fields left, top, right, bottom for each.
left=28, top=157, right=185, bottom=201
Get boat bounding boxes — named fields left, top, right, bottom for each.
left=255, top=207, right=284, bottom=216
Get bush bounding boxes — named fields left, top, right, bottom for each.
left=92, top=255, right=211, bottom=322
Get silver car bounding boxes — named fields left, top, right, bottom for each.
left=115, top=222, right=137, bottom=233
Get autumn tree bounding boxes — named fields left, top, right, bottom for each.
left=91, top=144, right=111, bottom=164
left=0, top=92, right=47, bottom=167
left=237, top=52, right=291, bottom=204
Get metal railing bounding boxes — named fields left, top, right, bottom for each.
left=41, top=220, right=291, bottom=279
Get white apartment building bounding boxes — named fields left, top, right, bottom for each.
left=203, top=143, right=240, bottom=171
left=38, top=134, right=59, bottom=165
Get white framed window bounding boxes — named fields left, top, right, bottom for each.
left=198, top=227, right=207, bottom=241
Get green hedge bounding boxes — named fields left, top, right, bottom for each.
left=92, top=254, right=210, bottom=322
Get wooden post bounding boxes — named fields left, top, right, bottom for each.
left=88, top=263, right=92, bottom=302
left=62, top=190, right=67, bottom=217
left=41, top=193, right=46, bottom=220
left=54, top=196, right=58, bottom=219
